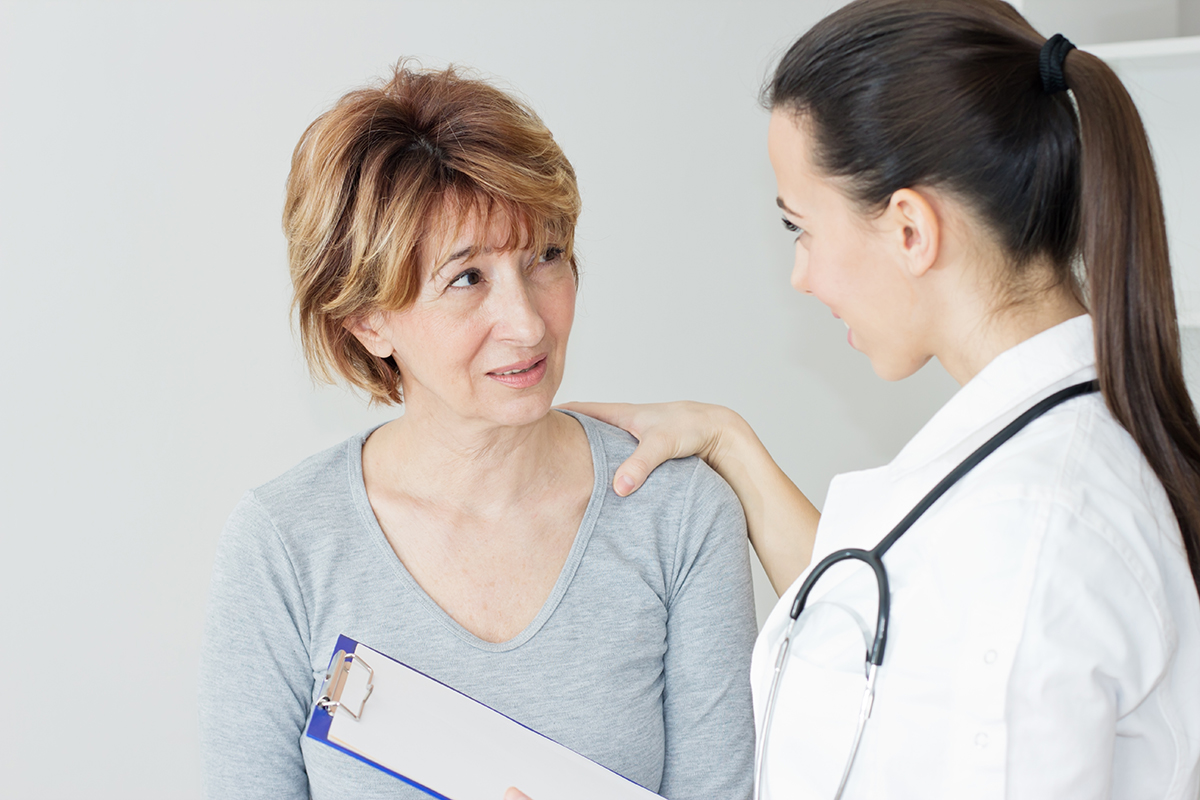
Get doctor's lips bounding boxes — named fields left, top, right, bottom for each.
left=487, top=355, right=548, bottom=388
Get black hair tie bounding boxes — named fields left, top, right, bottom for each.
left=1039, top=33, right=1076, bottom=94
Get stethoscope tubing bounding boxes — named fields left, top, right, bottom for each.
left=753, top=379, right=1100, bottom=800
left=790, top=548, right=890, bottom=666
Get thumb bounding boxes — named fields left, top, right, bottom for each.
left=504, top=789, right=533, bottom=800
left=613, top=439, right=675, bottom=497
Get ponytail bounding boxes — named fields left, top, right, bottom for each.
left=1067, top=50, right=1200, bottom=587
left=767, top=0, right=1200, bottom=594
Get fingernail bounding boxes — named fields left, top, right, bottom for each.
left=615, top=475, right=635, bottom=496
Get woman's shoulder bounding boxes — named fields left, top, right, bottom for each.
left=254, top=433, right=358, bottom=496
left=225, top=430, right=372, bottom=549
left=564, top=409, right=740, bottom=513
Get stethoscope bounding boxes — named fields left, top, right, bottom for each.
left=753, top=379, right=1100, bottom=800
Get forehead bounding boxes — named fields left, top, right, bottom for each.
left=768, top=110, right=862, bottom=221
left=420, top=198, right=534, bottom=271
left=768, top=111, right=821, bottom=189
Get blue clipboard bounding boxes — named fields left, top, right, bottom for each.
left=306, top=634, right=663, bottom=800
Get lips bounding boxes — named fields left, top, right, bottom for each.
left=488, top=356, right=546, bottom=376
left=487, top=356, right=549, bottom=388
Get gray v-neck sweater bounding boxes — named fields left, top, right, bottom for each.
left=198, top=411, right=756, bottom=800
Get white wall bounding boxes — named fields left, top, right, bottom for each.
left=1184, top=0, right=1200, bottom=35
left=1022, top=0, right=1181, bottom=42
left=1, top=2, right=1194, bottom=798
left=1020, top=0, right=1200, bottom=40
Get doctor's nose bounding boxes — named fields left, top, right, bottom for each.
left=790, top=248, right=811, bottom=294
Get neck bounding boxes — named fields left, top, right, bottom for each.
left=364, top=404, right=582, bottom=519
left=935, top=279, right=1087, bottom=386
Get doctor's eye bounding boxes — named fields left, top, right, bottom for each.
left=781, top=216, right=802, bottom=234
left=448, top=269, right=483, bottom=288
left=538, top=246, right=565, bottom=264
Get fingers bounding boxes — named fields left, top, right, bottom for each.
left=504, top=788, right=532, bottom=800
left=557, top=401, right=661, bottom=495
left=559, top=400, right=733, bottom=497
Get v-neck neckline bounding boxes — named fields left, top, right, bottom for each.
left=346, top=410, right=607, bottom=652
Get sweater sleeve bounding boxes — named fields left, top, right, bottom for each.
left=198, top=492, right=314, bottom=800
left=657, top=461, right=758, bottom=800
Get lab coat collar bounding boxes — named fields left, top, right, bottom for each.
left=793, top=314, right=1097, bottom=607
left=889, top=314, right=1097, bottom=477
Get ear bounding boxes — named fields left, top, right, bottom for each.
left=884, top=188, right=940, bottom=279
left=342, top=313, right=395, bottom=359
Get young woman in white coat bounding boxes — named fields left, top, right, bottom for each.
left=551, top=0, right=1200, bottom=796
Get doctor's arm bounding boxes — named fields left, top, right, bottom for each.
left=560, top=400, right=819, bottom=593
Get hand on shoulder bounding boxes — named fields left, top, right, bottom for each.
left=561, top=399, right=820, bottom=593
left=557, top=401, right=740, bottom=496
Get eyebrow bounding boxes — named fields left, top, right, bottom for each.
left=440, top=247, right=474, bottom=268
left=776, top=197, right=803, bottom=217
left=429, top=246, right=475, bottom=283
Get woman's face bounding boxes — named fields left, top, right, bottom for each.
left=767, top=110, right=931, bottom=381
left=364, top=209, right=576, bottom=430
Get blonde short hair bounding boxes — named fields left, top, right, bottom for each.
left=283, top=64, right=581, bottom=404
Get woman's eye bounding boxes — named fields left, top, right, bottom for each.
left=448, top=269, right=482, bottom=288
left=538, top=246, right=565, bottom=264
left=781, top=216, right=802, bottom=234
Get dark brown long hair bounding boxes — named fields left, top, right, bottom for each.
left=767, top=0, right=1200, bottom=593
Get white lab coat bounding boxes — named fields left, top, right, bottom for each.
left=751, top=315, right=1200, bottom=799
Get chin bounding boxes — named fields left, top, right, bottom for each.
left=870, top=353, right=932, bottom=382
left=486, top=394, right=557, bottom=429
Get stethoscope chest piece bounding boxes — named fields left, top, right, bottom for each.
left=751, top=380, right=1099, bottom=800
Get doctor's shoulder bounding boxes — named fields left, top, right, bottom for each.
left=956, top=390, right=1170, bottom=522
left=1032, top=390, right=1182, bottom=548
left=972, top=390, right=1197, bottom=679
left=928, top=392, right=1187, bottom=622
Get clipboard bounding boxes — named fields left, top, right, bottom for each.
left=306, top=634, right=664, bottom=800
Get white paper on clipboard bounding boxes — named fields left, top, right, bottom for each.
left=306, top=634, right=664, bottom=800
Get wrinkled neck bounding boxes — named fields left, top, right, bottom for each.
left=363, top=406, right=581, bottom=519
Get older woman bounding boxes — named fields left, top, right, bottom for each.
left=197, top=65, right=756, bottom=800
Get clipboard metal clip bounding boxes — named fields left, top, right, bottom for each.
left=317, top=649, right=374, bottom=720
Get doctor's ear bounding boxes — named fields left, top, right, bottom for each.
left=343, top=313, right=395, bottom=359
left=884, top=188, right=940, bottom=278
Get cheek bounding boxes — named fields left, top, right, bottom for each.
left=798, top=247, right=848, bottom=306
left=394, top=310, right=483, bottom=372
left=539, top=278, right=577, bottom=339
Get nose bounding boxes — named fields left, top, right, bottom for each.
left=491, top=272, right=546, bottom=346
left=789, top=244, right=811, bottom=293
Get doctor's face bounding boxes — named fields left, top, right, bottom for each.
left=767, top=111, right=930, bottom=381
left=359, top=208, right=577, bottom=430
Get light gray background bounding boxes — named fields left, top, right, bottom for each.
left=1, top=1, right=1197, bottom=798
